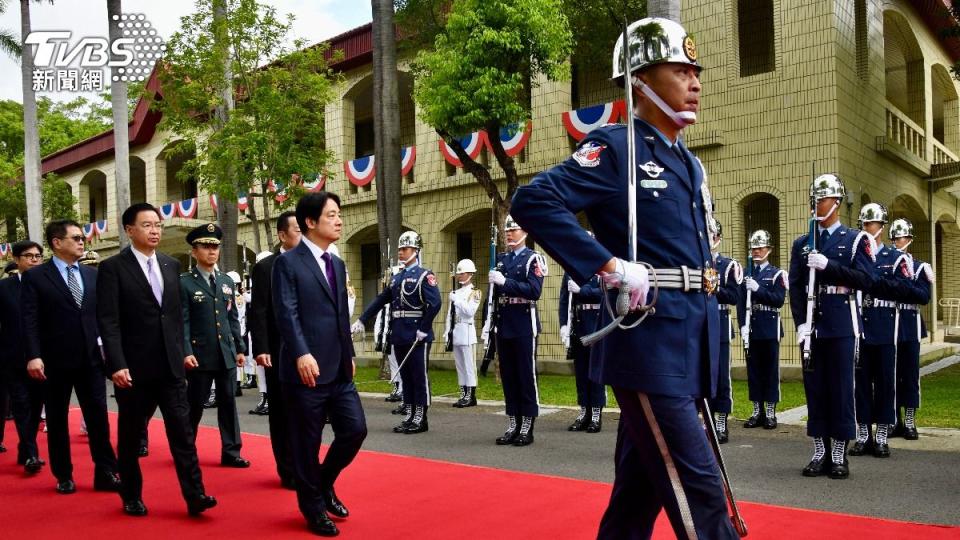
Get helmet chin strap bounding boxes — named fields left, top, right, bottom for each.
left=814, top=200, right=840, bottom=222
left=752, top=250, right=770, bottom=264
left=897, top=238, right=913, bottom=251
left=506, top=233, right=528, bottom=248
left=867, top=227, right=884, bottom=242
left=632, top=76, right=697, bottom=127
left=401, top=250, right=419, bottom=266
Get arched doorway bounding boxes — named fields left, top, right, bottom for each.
left=79, top=170, right=107, bottom=223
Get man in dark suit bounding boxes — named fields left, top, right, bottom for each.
left=248, top=210, right=301, bottom=488
left=97, top=203, right=216, bottom=517
left=21, top=220, right=120, bottom=494
left=180, top=223, right=249, bottom=468
left=273, top=192, right=367, bottom=537
left=0, top=241, right=45, bottom=474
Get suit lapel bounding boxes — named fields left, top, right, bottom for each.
left=42, top=260, right=76, bottom=307
left=159, top=256, right=178, bottom=307
left=296, top=243, right=335, bottom=303
left=121, top=248, right=154, bottom=304
left=79, top=264, right=95, bottom=306
left=192, top=269, right=214, bottom=296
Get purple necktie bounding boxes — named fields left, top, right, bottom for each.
left=321, top=252, right=338, bottom=303
left=147, top=258, right=163, bottom=305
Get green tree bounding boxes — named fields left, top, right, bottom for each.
left=0, top=0, right=21, bottom=58
left=157, top=0, right=341, bottom=263
left=411, top=0, right=572, bottom=226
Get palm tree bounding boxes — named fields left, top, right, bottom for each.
left=0, top=0, right=22, bottom=58
left=20, top=0, right=45, bottom=241
left=212, top=0, right=239, bottom=273
left=107, top=0, right=130, bottom=248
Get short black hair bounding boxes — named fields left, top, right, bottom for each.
left=276, top=210, right=297, bottom=233
left=45, top=219, right=83, bottom=248
left=122, top=202, right=161, bottom=228
left=295, top=192, right=340, bottom=233
left=12, top=240, right=42, bottom=257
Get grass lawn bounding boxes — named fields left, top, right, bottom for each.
left=913, top=363, right=960, bottom=429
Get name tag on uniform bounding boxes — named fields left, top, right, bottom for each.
left=640, top=179, right=668, bottom=189
left=193, top=291, right=205, bottom=303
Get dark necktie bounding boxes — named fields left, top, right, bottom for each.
left=672, top=144, right=687, bottom=164
left=67, top=265, right=82, bottom=307
left=322, top=252, right=338, bottom=303
left=209, top=274, right=217, bottom=294
left=819, top=229, right=830, bottom=250
left=753, top=265, right=760, bottom=276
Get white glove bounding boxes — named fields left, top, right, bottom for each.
left=567, top=281, right=581, bottom=294
left=744, top=277, right=759, bottom=292
left=488, top=270, right=506, bottom=286
left=560, top=325, right=570, bottom=347
left=740, top=325, right=748, bottom=337
left=415, top=330, right=428, bottom=341
left=449, top=290, right=456, bottom=300
left=599, top=259, right=650, bottom=311
left=796, top=322, right=813, bottom=344
left=807, top=253, right=828, bottom=271
left=350, top=320, right=365, bottom=334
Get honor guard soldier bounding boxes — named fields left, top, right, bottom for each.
left=889, top=218, right=933, bottom=440
left=559, top=266, right=605, bottom=433
left=354, top=231, right=441, bottom=434
left=789, top=174, right=914, bottom=479
left=737, top=229, right=786, bottom=430
left=851, top=203, right=913, bottom=457
left=180, top=223, right=250, bottom=468
left=512, top=18, right=744, bottom=538
left=444, top=259, right=481, bottom=408
left=482, top=215, right=546, bottom=447
left=709, top=219, right=742, bottom=443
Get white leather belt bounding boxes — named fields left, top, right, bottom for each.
left=499, top=297, right=533, bottom=305
left=579, top=303, right=601, bottom=310
left=653, top=266, right=703, bottom=292
left=898, top=304, right=919, bottom=311
left=392, top=310, right=423, bottom=318
left=820, top=285, right=852, bottom=295
left=864, top=298, right=897, bottom=309
left=752, top=304, right=779, bottom=312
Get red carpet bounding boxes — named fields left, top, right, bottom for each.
left=0, top=408, right=958, bottom=539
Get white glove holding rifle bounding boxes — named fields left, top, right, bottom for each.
left=599, top=258, right=649, bottom=311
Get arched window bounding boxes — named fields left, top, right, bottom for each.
left=738, top=0, right=776, bottom=77
left=741, top=193, right=780, bottom=267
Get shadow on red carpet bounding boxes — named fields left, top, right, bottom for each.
left=0, top=408, right=957, bottom=539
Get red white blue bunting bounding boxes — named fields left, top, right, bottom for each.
left=94, top=220, right=108, bottom=236
left=82, top=223, right=96, bottom=241
left=401, top=146, right=416, bottom=176
left=237, top=193, right=249, bottom=211
left=344, top=155, right=376, bottom=187
left=561, top=101, right=625, bottom=141
left=0, top=243, right=9, bottom=258
left=176, top=198, right=198, bottom=219
left=491, top=122, right=532, bottom=157
left=301, top=174, right=326, bottom=193
left=209, top=194, right=219, bottom=212
left=159, top=203, right=177, bottom=221
left=439, top=132, right=486, bottom=168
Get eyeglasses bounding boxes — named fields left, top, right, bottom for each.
left=19, top=253, right=42, bottom=260
left=59, top=235, right=85, bottom=243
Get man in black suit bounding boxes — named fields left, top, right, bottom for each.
left=0, top=241, right=45, bottom=474
left=248, top=210, right=301, bottom=488
left=21, top=220, right=120, bottom=494
left=97, top=203, right=216, bottom=517
left=273, top=192, right=367, bottom=537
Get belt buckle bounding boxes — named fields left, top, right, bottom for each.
left=702, top=267, right=719, bottom=295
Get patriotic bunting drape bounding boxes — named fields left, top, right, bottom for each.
left=344, top=155, right=376, bottom=186
left=439, top=132, right=486, bottom=168
left=562, top=100, right=625, bottom=141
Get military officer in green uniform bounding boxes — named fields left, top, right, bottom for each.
left=181, top=223, right=250, bottom=468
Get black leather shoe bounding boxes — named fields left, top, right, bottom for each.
left=221, top=456, right=251, bottom=468
left=403, top=419, right=428, bottom=434
left=743, top=414, right=764, bottom=428
left=392, top=420, right=412, bottom=433
left=385, top=388, right=403, bottom=403
left=849, top=440, right=873, bottom=456
left=496, top=427, right=518, bottom=445
left=94, top=472, right=122, bottom=492
left=280, top=477, right=296, bottom=490
left=513, top=432, right=534, bottom=446
left=187, top=494, right=217, bottom=516
left=567, top=417, right=586, bottom=432
left=585, top=418, right=602, bottom=433
left=138, top=445, right=149, bottom=457
left=390, top=404, right=407, bottom=415
left=0, top=443, right=6, bottom=453
left=802, top=458, right=830, bottom=477
left=904, top=426, right=919, bottom=440
left=763, top=416, right=777, bottom=430
left=829, top=460, right=850, bottom=479
left=889, top=423, right=905, bottom=438
left=323, top=489, right=349, bottom=519
left=872, top=443, right=891, bottom=458
left=56, top=478, right=76, bottom=494
left=123, top=499, right=148, bottom=516
left=717, top=428, right=729, bottom=444
left=307, top=514, right=339, bottom=537
left=24, top=457, right=44, bottom=474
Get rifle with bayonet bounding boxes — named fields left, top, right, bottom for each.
left=479, top=218, right=499, bottom=377
left=802, top=217, right=818, bottom=371
left=446, top=261, right=456, bottom=352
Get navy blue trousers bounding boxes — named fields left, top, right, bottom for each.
left=803, top=337, right=856, bottom=441
left=393, top=341, right=430, bottom=407
left=571, top=340, right=605, bottom=408
left=709, top=342, right=732, bottom=414
left=4, top=369, right=44, bottom=463
left=855, top=343, right=897, bottom=425
left=497, top=335, right=539, bottom=417
left=745, top=339, right=780, bottom=404
left=283, top=380, right=367, bottom=522
left=895, top=340, right=921, bottom=408
left=597, top=389, right=738, bottom=540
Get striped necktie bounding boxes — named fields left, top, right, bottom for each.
left=67, top=265, right=82, bottom=307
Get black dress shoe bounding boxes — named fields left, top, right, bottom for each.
left=802, top=457, right=830, bottom=477
left=904, top=426, right=919, bottom=440
left=872, top=443, right=890, bottom=458
left=280, top=477, right=296, bottom=490
left=763, top=416, right=777, bottom=430
left=187, top=494, right=217, bottom=516
left=221, top=456, right=251, bottom=468
left=24, top=457, right=44, bottom=474
left=384, top=388, right=403, bottom=403
left=403, top=419, right=428, bottom=434
left=307, top=514, right=339, bottom=537
left=0, top=443, right=6, bottom=453
left=717, top=428, right=729, bottom=444
left=513, top=432, right=534, bottom=446
left=138, top=445, right=149, bottom=457
left=829, top=460, right=850, bottom=479
left=585, top=418, right=602, bottom=433
left=94, top=472, right=122, bottom=492
left=323, top=489, right=349, bottom=519
left=743, top=414, right=764, bottom=428
left=56, top=479, right=76, bottom=494
left=391, top=404, right=407, bottom=415
left=123, top=499, right=148, bottom=517
left=889, top=423, right=906, bottom=438
left=849, top=440, right=873, bottom=456
left=567, top=417, right=586, bottom=432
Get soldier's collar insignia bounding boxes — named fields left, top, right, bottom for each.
left=640, top=161, right=664, bottom=178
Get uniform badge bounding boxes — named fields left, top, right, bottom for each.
left=426, top=273, right=437, bottom=287
left=572, top=141, right=606, bottom=168
left=533, top=262, right=543, bottom=278
left=683, top=36, right=697, bottom=61
left=206, top=223, right=215, bottom=232
left=702, top=267, right=719, bottom=295
left=222, top=284, right=233, bottom=296
left=640, top=179, right=668, bottom=189
left=640, top=161, right=664, bottom=178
